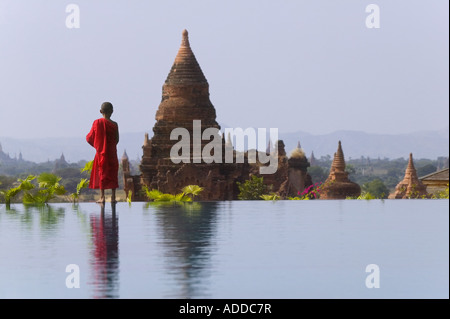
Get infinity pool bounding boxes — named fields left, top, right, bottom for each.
left=0, top=200, right=448, bottom=298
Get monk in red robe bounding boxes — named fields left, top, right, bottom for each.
left=86, top=102, right=119, bottom=203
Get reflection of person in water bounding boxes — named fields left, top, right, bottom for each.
left=90, top=204, right=119, bottom=298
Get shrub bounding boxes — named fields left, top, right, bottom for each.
left=237, top=175, right=270, bottom=200
left=362, top=179, right=389, bottom=199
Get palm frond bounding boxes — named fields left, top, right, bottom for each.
left=37, top=173, right=61, bottom=188
left=260, top=193, right=280, bottom=200
left=76, top=178, right=89, bottom=195
left=144, top=188, right=164, bottom=201
left=182, top=185, right=204, bottom=196
left=22, top=192, right=47, bottom=205
left=81, top=160, right=94, bottom=174
left=18, top=175, right=36, bottom=191
left=154, top=193, right=176, bottom=202
left=174, top=193, right=192, bottom=202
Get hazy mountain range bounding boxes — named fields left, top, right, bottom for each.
left=0, top=127, right=448, bottom=163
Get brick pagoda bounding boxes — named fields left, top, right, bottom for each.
left=388, top=153, right=428, bottom=199
left=122, top=30, right=311, bottom=200
left=320, top=141, right=361, bottom=199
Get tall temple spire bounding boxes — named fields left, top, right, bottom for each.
left=155, top=29, right=217, bottom=124
left=166, top=29, right=207, bottom=85
left=141, top=29, right=220, bottom=192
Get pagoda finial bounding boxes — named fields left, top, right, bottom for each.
left=168, top=29, right=207, bottom=84
left=122, top=149, right=129, bottom=161
left=181, top=29, right=190, bottom=47
left=333, top=141, right=346, bottom=172
left=408, top=153, right=414, bottom=169
left=405, top=153, right=418, bottom=179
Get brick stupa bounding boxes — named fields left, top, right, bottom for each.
left=388, top=153, right=428, bottom=199
left=122, top=30, right=311, bottom=200
left=320, top=141, right=361, bottom=199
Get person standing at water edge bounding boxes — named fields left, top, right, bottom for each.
left=86, top=102, right=119, bottom=203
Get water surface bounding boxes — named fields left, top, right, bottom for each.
left=0, top=200, right=448, bottom=298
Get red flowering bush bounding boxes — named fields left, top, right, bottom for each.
left=296, top=182, right=323, bottom=200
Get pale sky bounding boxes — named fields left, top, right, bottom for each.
left=0, top=0, right=448, bottom=139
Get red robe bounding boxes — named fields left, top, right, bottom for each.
left=86, top=118, right=119, bottom=189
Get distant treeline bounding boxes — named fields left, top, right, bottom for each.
left=1, top=155, right=448, bottom=196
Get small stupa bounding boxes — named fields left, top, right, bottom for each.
left=320, top=141, right=361, bottom=199
left=388, top=153, right=428, bottom=199
left=309, top=151, right=317, bottom=166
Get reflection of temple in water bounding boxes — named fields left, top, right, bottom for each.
left=152, top=202, right=218, bottom=298
left=89, top=204, right=120, bottom=298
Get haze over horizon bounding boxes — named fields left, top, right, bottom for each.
left=0, top=0, right=448, bottom=140
left=1, top=126, right=449, bottom=140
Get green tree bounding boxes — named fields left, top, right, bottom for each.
left=416, top=164, right=437, bottom=178
left=345, top=164, right=356, bottom=175
left=237, top=175, right=270, bottom=200
left=362, top=179, right=389, bottom=199
left=307, top=166, right=328, bottom=184
left=383, top=176, right=400, bottom=191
